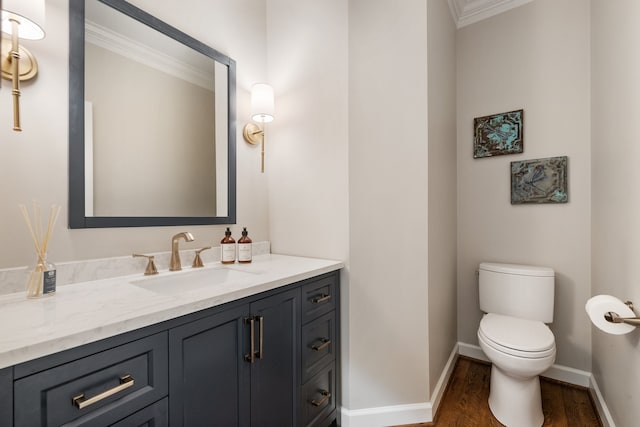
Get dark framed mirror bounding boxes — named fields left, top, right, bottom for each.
left=69, top=0, right=236, bottom=228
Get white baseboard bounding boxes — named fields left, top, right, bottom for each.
left=340, top=344, right=459, bottom=427
left=340, top=403, right=431, bottom=427
left=430, top=343, right=459, bottom=415
left=340, top=342, right=616, bottom=427
left=589, top=374, right=616, bottom=427
left=457, top=341, right=489, bottom=362
left=457, top=341, right=616, bottom=427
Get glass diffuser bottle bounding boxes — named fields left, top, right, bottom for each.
left=26, top=253, right=56, bottom=298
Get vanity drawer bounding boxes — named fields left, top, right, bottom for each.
left=302, top=311, right=336, bottom=382
left=302, top=274, right=337, bottom=323
left=302, top=361, right=336, bottom=427
left=14, top=332, right=168, bottom=427
left=110, top=397, right=168, bottom=427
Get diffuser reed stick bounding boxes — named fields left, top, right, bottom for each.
left=20, top=203, right=61, bottom=298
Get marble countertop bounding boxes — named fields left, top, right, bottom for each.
left=0, top=254, right=343, bottom=369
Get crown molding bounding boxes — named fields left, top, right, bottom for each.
left=447, top=0, right=535, bottom=29
left=85, top=20, right=214, bottom=91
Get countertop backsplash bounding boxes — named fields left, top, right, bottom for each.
left=0, top=241, right=270, bottom=296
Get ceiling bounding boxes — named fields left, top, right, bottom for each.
left=447, top=0, right=535, bottom=28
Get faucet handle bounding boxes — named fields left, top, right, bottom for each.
left=192, top=247, right=212, bottom=268
left=133, top=254, right=159, bottom=275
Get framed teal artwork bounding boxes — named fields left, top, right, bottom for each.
left=473, top=109, right=524, bottom=158
left=511, top=156, right=568, bottom=204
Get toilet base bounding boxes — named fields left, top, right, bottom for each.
left=488, top=365, right=544, bottom=427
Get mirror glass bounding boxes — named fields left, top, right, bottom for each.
left=69, top=0, right=236, bottom=228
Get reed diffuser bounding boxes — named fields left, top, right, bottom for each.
left=20, top=202, right=61, bottom=298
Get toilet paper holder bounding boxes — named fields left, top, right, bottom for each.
left=604, top=300, right=640, bottom=327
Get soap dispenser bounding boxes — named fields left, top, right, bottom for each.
left=220, top=227, right=236, bottom=264
left=238, top=227, right=252, bottom=263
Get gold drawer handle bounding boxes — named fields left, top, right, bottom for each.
left=311, top=338, right=332, bottom=351
left=244, top=317, right=256, bottom=363
left=311, top=389, right=331, bottom=407
left=257, top=315, right=264, bottom=360
left=312, top=294, right=331, bottom=304
left=72, top=374, right=134, bottom=409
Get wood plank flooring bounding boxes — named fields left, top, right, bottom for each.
left=397, top=356, right=602, bottom=427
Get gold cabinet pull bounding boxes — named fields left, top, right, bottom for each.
left=244, top=317, right=255, bottom=363
left=257, top=316, right=264, bottom=359
left=311, top=338, right=332, bottom=351
left=311, top=390, right=331, bottom=407
left=72, top=375, right=134, bottom=409
left=312, top=294, right=331, bottom=304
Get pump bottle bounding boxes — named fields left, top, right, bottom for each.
left=220, top=227, right=236, bottom=264
left=238, top=227, right=252, bottom=263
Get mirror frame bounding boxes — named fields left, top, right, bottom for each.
left=68, top=0, right=236, bottom=228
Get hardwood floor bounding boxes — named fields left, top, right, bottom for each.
left=397, top=356, right=602, bottom=427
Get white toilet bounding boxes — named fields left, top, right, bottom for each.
left=477, top=262, right=556, bottom=427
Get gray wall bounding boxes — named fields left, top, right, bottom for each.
left=591, top=1, right=640, bottom=426
left=456, top=0, right=592, bottom=372
left=427, top=0, right=457, bottom=397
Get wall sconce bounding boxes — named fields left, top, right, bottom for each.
left=1, top=0, right=45, bottom=132
left=243, top=83, right=274, bottom=173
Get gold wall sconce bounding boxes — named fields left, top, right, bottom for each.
left=1, top=0, right=45, bottom=132
left=243, top=83, right=274, bottom=173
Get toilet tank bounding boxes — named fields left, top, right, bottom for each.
left=479, top=262, right=555, bottom=323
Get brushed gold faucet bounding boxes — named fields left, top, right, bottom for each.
left=170, top=232, right=195, bottom=271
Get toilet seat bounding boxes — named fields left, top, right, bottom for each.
left=479, top=313, right=555, bottom=359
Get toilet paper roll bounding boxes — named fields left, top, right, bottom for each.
left=585, top=294, right=621, bottom=314
left=585, top=295, right=636, bottom=335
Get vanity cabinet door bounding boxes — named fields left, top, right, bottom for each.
left=168, top=288, right=301, bottom=427
left=249, top=287, right=301, bottom=427
left=169, top=304, right=251, bottom=427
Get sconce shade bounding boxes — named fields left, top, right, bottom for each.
left=250, top=83, right=274, bottom=123
left=1, top=0, right=45, bottom=40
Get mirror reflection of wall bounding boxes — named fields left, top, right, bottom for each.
left=74, top=0, right=232, bottom=223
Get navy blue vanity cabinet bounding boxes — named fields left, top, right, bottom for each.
left=2, top=269, right=340, bottom=427
left=110, top=398, right=168, bottom=426
left=168, top=304, right=251, bottom=426
left=301, top=275, right=339, bottom=427
left=13, top=332, right=168, bottom=427
left=168, top=287, right=301, bottom=427
left=249, top=287, right=301, bottom=427
left=0, top=367, right=12, bottom=422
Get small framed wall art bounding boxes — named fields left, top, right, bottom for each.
left=511, top=156, right=568, bottom=204
left=473, top=109, right=524, bottom=158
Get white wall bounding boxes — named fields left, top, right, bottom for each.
left=264, top=0, right=349, bottom=262
left=0, top=0, right=269, bottom=269
left=348, top=0, right=430, bottom=416
left=591, top=1, right=640, bottom=426
left=456, top=0, right=592, bottom=371
left=264, top=0, right=351, bottom=414
left=427, top=0, right=457, bottom=396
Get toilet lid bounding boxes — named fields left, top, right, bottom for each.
left=479, top=313, right=555, bottom=354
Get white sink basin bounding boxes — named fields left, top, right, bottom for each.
left=130, top=267, right=255, bottom=295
